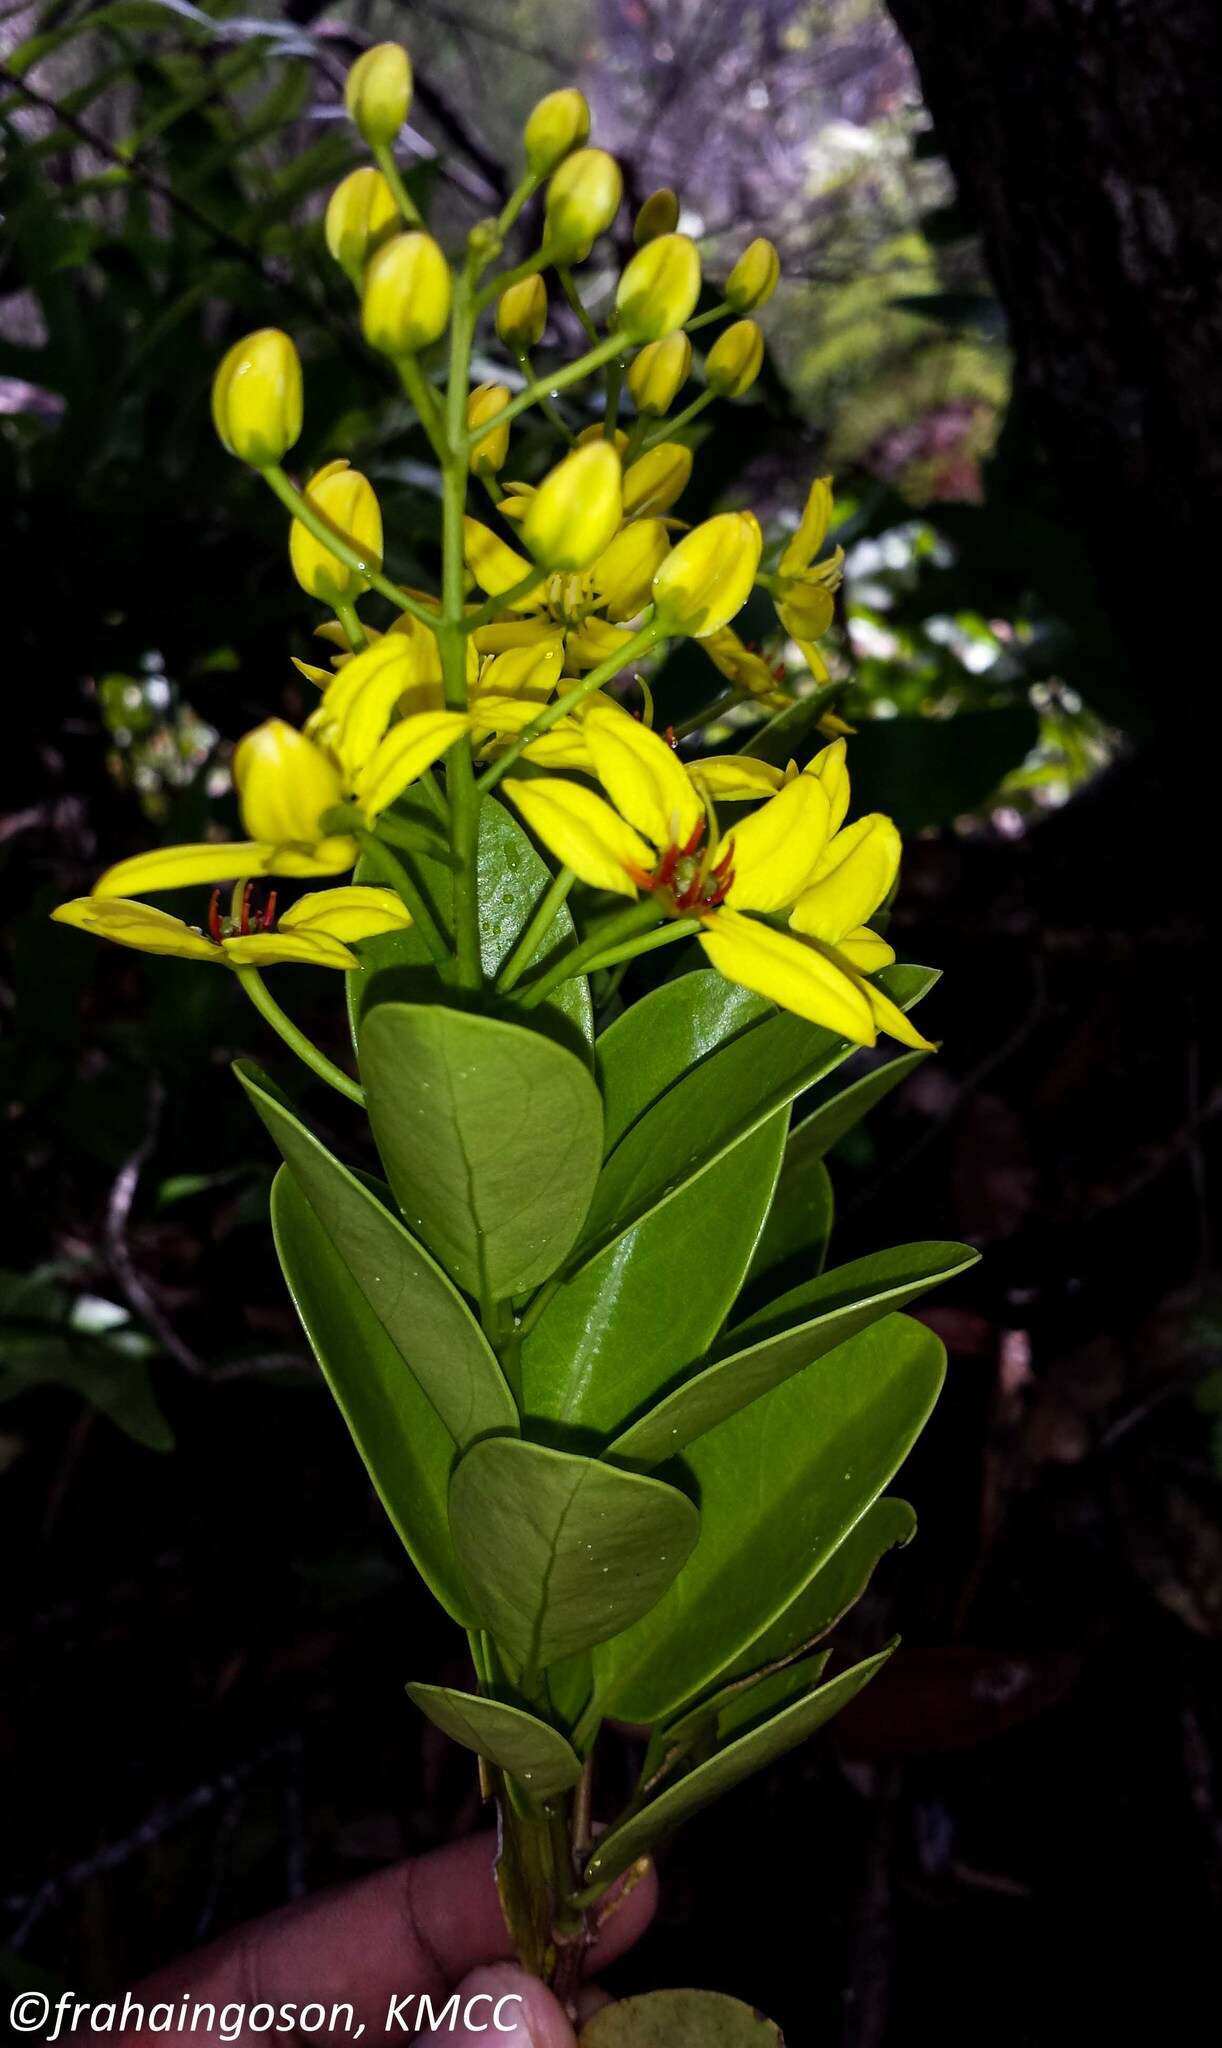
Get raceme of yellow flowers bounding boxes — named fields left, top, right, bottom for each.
left=53, top=43, right=927, bottom=1055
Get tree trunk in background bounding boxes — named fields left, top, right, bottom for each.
left=886, top=0, right=1222, bottom=730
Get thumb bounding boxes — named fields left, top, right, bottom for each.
left=415, top=1961, right=578, bottom=2048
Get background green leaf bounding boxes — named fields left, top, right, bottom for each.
left=580, top=1991, right=784, bottom=2046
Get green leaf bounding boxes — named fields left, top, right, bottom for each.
left=596, top=970, right=769, bottom=1155
left=580, top=1991, right=783, bottom=2046
left=350, top=797, right=593, bottom=1046
left=449, top=1438, right=699, bottom=1677
left=584, top=1647, right=893, bottom=1888
left=270, top=1167, right=473, bottom=1625
left=744, top=1151, right=832, bottom=1294
left=568, top=967, right=937, bottom=1286
left=718, top=1497, right=916, bottom=1686
left=793, top=1047, right=928, bottom=1160
left=650, top=1651, right=833, bottom=1774
left=238, top=1062, right=517, bottom=1447
left=611, top=1241, right=973, bottom=1466
left=359, top=1004, right=604, bottom=1303
left=591, top=1316, right=944, bottom=1723
left=520, top=1113, right=788, bottom=1439
left=406, top=1684, right=582, bottom=1800
left=740, top=683, right=848, bottom=766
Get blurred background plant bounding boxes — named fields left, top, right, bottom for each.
left=2, top=3, right=1217, bottom=2042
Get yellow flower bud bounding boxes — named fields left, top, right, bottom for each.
left=344, top=41, right=412, bottom=147
left=211, top=328, right=302, bottom=468
left=627, top=331, right=692, bottom=416
left=705, top=318, right=764, bottom=398
left=496, top=274, right=547, bottom=352
left=361, top=232, right=451, bottom=356
left=544, top=148, right=623, bottom=263
left=592, top=519, right=670, bottom=620
left=289, top=461, right=383, bottom=606
left=521, top=441, right=622, bottom=572
left=725, top=237, right=780, bottom=312
left=324, top=168, right=398, bottom=285
left=575, top=424, right=629, bottom=454
left=650, top=511, right=762, bottom=638
left=634, top=188, right=680, bottom=246
left=524, top=88, right=591, bottom=177
left=622, top=441, right=692, bottom=518
left=616, top=233, right=701, bottom=343
left=467, top=382, right=511, bottom=474
left=234, top=720, right=346, bottom=844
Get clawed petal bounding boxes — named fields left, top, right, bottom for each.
left=504, top=777, right=652, bottom=897
left=584, top=698, right=703, bottom=852
left=721, top=773, right=831, bottom=913
left=352, top=711, right=473, bottom=820
left=803, top=738, right=849, bottom=833
left=462, top=518, right=541, bottom=607
left=778, top=475, right=833, bottom=578
left=698, top=909, right=876, bottom=1043
left=52, top=896, right=219, bottom=960
left=789, top=813, right=901, bottom=944
left=222, top=931, right=358, bottom=971
left=92, top=841, right=284, bottom=897
left=687, top=756, right=787, bottom=802
left=278, top=885, right=412, bottom=942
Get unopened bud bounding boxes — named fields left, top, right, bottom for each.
left=325, top=168, right=398, bottom=286
left=615, top=233, right=701, bottom=343
left=496, top=274, right=548, bottom=352
left=544, top=148, right=623, bottom=263
left=344, top=41, right=412, bottom=147
left=706, top=318, right=764, bottom=398
left=234, top=719, right=346, bottom=844
left=521, top=441, right=622, bottom=572
left=725, top=237, right=780, bottom=312
left=289, top=461, right=383, bottom=606
left=467, top=383, right=511, bottom=474
left=622, top=441, right=692, bottom=518
left=361, top=232, right=451, bottom=355
left=627, top=331, right=692, bottom=416
left=651, top=511, right=762, bottom=638
left=634, top=188, right=680, bottom=246
left=524, top=88, right=590, bottom=177
left=592, top=519, right=670, bottom=620
left=211, top=328, right=302, bottom=467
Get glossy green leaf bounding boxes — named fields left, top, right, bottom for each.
left=237, top=1062, right=517, bottom=1447
left=449, top=1437, right=699, bottom=1677
left=567, top=967, right=937, bottom=1282
left=713, top=1650, right=831, bottom=1745
left=592, top=1315, right=944, bottom=1723
left=719, top=1496, right=916, bottom=1686
left=584, top=1646, right=893, bottom=1887
left=597, top=970, right=769, bottom=1156
left=360, top=1004, right=604, bottom=1302
left=520, top=1112, right=788, bottom=1439
left=740, top=682, right=848, bottom=765
left=743, top=1151, right=832, bottom=1295
left=406, top=1684, right=582, bottom=1800
left=610, top=1242, right=977, bottom=1465
left=793, top=1047, right=927, bottom=1159
left=269, top=1167, right=473, bottom=1624
left=580, top=1991, right=783, bottom=2047
left=350, top=797, right=593, bottom=1043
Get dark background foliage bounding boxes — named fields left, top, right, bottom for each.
left=2, top=4, right=1219, bottom=2041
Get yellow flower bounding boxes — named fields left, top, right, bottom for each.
left=706, top=318, right=764, bottom=398
left=362, top=232, right=452, bottom=356
left=496, top=275, right=547, bottom=351
left=771, top=474, right=844, bottom=681
left=615, top=233, right=702, bottom=342
left=324, top=168, right=398, bottom=286
left=520, top=442, right=622, bottom=572
left=686, top=755, right=792, bottom=802
left=627, top=332, right=692, bottom=416
left=467, top=382, right=512, bottom=474
left=725, top=237, right=780, bottom=312
left=701, top=625, right=789, bottom=708
left=634, top=188, right=680, bottom=245
left=345, top=42, right=412, bottom=147
left=505, top=706, right=928, bottom=1048
left=651, top=512, right=762, bottom=638
left=211, top=329, right=302, bottom=468
left=621, top=442, right=693, bottom=518
left=545, top=148, right=623, bottom=262
left=289, top=460, right=383, bottom=605
left=52, top=884, right=410, bottom=972
left=591, top=518, right=670, bottom=619
left=524, top=88, right=590, bottom=177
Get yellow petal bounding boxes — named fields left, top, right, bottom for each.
left=803, top=737, right=850, bottom=833
left=622, top=442, right=692, bottom=518
left=469, top=694, right=551, bottom=734
left=651, top=512, right=762, bottom=639
left=861, top=971, right=936, bottom=1051
left=291, top=656, right=336, bottom=689
left=591, top=518, right=670, bottom=620
left=471, top=615, right=560, bottom=655
left=789, top=813, right=901, bottom=944
left=520, top=723, right=595, bottom=771
left=583, top=699, right=703, bottom=851
left=720, top=773, right=831, bottom=913
left=503, top=777, right=651, bottom=896
left=222, top=930, right=357, bottom=971
left=778, top=585, right=835, bottom=642
left=564, top=619, right=638, bottom=671
left=836, top=926, right=896, bottom=973
left=93, top=841, right=284, bottom=897
left=330, top=638, right=417, bottom=782
left=353, top=711, right=473, bottom=820
left=463, top=517, right=541, bottom=607
left=686, top=756, right=787, bottom=802
left=701, top=626, right=782, bottom=699
left=53, top=896, right=219, bottom=961
left=234, top=719, right=346, bottom=845
left=477, top=638, right=564, bottom=704
left=698, top=909, right=875, bottom=1043
left=277, top=884, right=411, bottom=942
left=778, top=475, right=834, bottom=578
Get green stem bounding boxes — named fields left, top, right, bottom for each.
left=466, top=333, right=628, bottom=454
left=355, top=831, right=451, bottom=968
left=496, top=866, right=575, bottom=992
left=396, top=352, right=449, bottom=461
left=234, top=967, right=364, bottom=1105
left=440, top=247, right=484, bottom=991
left=685, top=299, right=731, bottom=333
left=476, top=622, right=663, bottom=794
left=670, top=685, right=746, bottom=739
left=495, top=169, right=540, bottom=240
left=546, top=1800, right=583, bottom=1938
left=578, top=915, right=701, bottom=980
left=261, top=465, right=439, bottom=630
left=603, top=352, right=624, bottom=438
left=557, top=264, right=601, bottom=346
left=518, top=900, right=662, bottom=1010
left=516, top=349, right=575, bottom=442
left=372, top=140, right=421, bottom=225
left=333, top=599, right=367, bottom=652
left=473, top=240, right=559, bottom=315
left=637, top=387, right=715, bottom=455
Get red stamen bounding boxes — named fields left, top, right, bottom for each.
left=664, top=725, right=678, bottom=751
left=654, top=844, right=679, bottom=889
left=239, top=880, right=254, bottom=936
left=207, top=889, right=223, bottom=943
left=679, top=818, right=706, bottom=858
left=260, top=889, right=278, bottom=933
left=623, top=863, right=657, bottom=892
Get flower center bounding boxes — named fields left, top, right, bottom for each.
left=626, top=819, right=735, bottom=916
left=207, top=882, right=278, bottom=943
